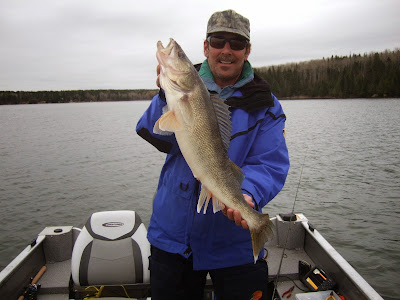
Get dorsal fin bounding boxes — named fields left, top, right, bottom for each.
left=210, top=94, right=232, bottom=152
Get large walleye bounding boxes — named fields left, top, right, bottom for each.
left=154, top=38, right=273, bottom=262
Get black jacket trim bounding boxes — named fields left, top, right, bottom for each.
left=137, top=127, right=172, bottom=154
left=231, top=118, right=264, bottom=140
left=231, top=110, right=286, bottom=140
left=241, top=188, right=259, bottom=211
left=267, top=111, right=286, bottom=120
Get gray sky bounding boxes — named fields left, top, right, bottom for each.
left=1, top=0, right=399, bottom=91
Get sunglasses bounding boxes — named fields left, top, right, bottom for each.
left=207, top=36, right=248, bottom=51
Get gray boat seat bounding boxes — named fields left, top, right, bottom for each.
left=71, top=210, right=150, bottom=286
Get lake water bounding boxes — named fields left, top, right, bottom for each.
left=1, top=99, right=399, bottom=299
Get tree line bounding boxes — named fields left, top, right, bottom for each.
left=0, top=89, right=158, bottom=105
left=254, top=49, right=400, bottom=99
left=1, top=48, right=399, bottom=105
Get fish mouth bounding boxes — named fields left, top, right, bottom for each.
left=156, top=38, right=190, bottom=76
left=157, top=39, right=170, bottom=62
left=156, top=38, right=177, bottom=68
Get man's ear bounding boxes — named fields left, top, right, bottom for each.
left=204, top=40, right=210, bottom=58
left=244, top=44, right=251, bottom=61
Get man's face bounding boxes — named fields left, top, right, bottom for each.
left=204, top=32, right=251, bottom=88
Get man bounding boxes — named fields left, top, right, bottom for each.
left=136, top=9, right=289, bottom=300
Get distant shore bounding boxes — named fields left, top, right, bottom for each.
left=0, top=89, right=158, bottom=105
left=2, top=49, right=399, bottom=105
left=0, top=90, right=398, bottom=105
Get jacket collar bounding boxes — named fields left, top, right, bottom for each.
left=195, top=60, right=274, bottom=112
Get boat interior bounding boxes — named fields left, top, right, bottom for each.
left=0, top=211, right=382, bottom=300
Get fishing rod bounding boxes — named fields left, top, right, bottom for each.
left=271, top=152, right=307, bottom=300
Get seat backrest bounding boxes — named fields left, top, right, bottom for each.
left=71, top=210, right=150, bottom=286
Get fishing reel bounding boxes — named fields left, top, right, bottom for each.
left=20, top=282, right=41, bottom=300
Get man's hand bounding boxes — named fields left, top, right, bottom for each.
left=221, top=194, right=254, bottom=230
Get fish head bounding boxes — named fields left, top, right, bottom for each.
left=156, top=38, right=196, bottom=93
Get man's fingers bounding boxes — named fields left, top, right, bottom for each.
left=233, top=210, right=242, bottom=226
left=222, top=194, right=254, bottom=230
left=241, top=220, right=249, bottom=230
left=243, top=194, right=255, bottom=208
left=226, top=208, right=234, bottom=221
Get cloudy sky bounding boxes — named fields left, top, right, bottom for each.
left=1, top=0, right=399, bottom=91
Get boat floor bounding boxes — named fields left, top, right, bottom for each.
left=267, top=245, right=315, bottom=297
left=34, top=242, right=313, bottom=299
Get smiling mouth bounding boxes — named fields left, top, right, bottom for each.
left=220, top=60, right=233, bottom=64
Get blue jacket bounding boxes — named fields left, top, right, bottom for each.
left=136, top=60, right=289, bottom=270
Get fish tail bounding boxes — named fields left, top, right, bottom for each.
left=249, top=213, right=274, bottom=263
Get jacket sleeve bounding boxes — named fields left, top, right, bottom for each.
left=240, top=95, right=290, bottom=210
left=136, top=90, right=179, bottom=154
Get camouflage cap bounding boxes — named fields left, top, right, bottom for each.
left=207, top=9, right=250, bottom=40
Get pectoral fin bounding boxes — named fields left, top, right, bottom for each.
left=153, top=110, right=180, bottom=135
